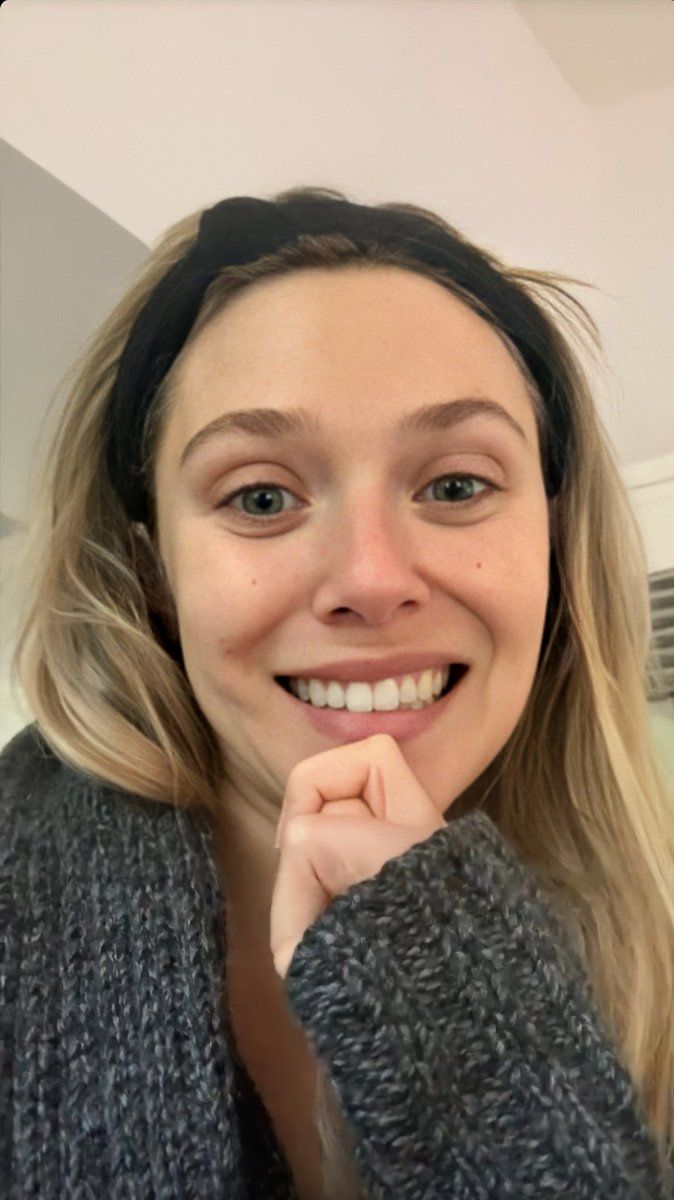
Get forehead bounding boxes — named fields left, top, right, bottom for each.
left=163, top=265, right=537, bottom=454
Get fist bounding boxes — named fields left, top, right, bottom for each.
left=270, top=733, right=446, bottom=978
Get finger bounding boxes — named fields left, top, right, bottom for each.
left=303, top=798, right=377, bottom=822
left=275, top=796, right=375, bottom=849
left=303, top=814, right=433, bottom=892
left=271, top=814, right=439, bottom=976
left=337, top=735, right=441, bottom=826
left=269, top=840, right=327, bottom=978
left=276, top=756, right=386, bottom=846
left=277, top=734, right=436, bottom=841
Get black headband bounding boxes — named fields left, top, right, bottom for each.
left=106, top=195, right=569, bottom=524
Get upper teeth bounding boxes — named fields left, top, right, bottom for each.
left=288, top=665, right=451, bottom=712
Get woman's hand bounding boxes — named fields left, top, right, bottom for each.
left=270, top=733, right=446, bottom=979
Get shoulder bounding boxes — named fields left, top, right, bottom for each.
left=0, top=722, right=63, bottom=797
left=0, top=723, right=221, bottom=898
left=0, top=722, right=71, bottom=849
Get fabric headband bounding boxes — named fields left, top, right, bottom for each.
left=106, top=195, right=569, bottom=525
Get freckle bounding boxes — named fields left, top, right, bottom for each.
left=251, top=578, right=257, bottom=586
left=476, top=562, right=482, bottom=569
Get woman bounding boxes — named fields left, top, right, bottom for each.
left=2, top=186, right=673, bottom=1199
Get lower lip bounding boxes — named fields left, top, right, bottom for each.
left=275, top=667, right=468, bottom=743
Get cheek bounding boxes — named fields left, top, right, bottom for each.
left=498, top=539, right=550, bottom=631
left=456, top=512, right=550, bottom=660
left=478, top=518, right=551, bottom=696
left=171, top=533, right=301, bottom=654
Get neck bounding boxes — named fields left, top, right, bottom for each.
left=211, top=798, right=280, bottom=960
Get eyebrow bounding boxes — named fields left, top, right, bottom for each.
left=179, top=396, right=528, bottom=470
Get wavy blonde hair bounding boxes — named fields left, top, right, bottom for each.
left=9, top=186, right=674, bottom=1193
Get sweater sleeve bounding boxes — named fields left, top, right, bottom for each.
left=282, top=810, right=672, bottom=1200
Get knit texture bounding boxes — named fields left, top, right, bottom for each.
left=1, top=723, right=671, bottom=1199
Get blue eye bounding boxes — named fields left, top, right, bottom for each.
left=217, top=474, right=501, bottom=522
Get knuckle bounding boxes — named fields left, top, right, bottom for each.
left=369, top=732, right=396, bottom=750
left=285, top=815, right=314, bottom=845
left=285, top=759, right=313, bottom=789
left=287, top=747, right=332, bottom=781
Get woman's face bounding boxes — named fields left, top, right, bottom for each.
left=153, top=265, right=551, bottom=818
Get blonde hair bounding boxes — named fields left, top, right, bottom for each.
left=9, top=186, right=674, bottom=1192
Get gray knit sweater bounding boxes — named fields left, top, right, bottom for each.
left=1, top=723, right=671, bottom=1199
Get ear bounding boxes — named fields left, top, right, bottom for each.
left=129, top=522, right=180, bottom=643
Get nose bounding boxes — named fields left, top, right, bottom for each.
left=311, top=488, right=431, bottom=625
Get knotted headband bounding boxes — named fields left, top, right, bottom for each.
left=106, top=194, right=570, bottom=524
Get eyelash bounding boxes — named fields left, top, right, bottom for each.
left=215, top=473, right=502, bottom=524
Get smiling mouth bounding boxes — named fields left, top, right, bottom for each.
left=274, top=663, right=468, bottom=708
